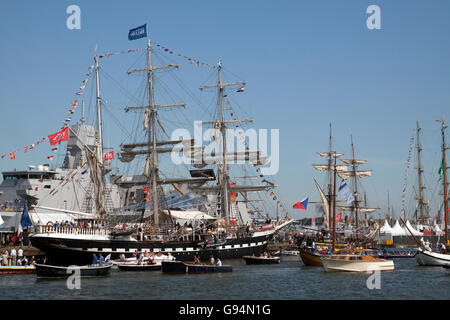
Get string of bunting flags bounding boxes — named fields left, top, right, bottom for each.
left=0, top=65, right=94, bottom=161
left=400, top=129, right=416, bottom=217
left=96, top=42, right=215, bottom=69
left=151, top=41, right=216, bottom=69
left=223, top=98, right=289, bottom=217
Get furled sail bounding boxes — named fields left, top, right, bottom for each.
left=340, top=159, right=367, bottom=165
left=312, top=164, right=348, bottom=172
left=84, top=145, right=106, bottom=216
left=336, top=169, right=372, bottom=180
left=336, top=205, right=378, bottom=213
left=317, top=152, right=344, bottom=158
left=313, top=179, right=329, bottom=229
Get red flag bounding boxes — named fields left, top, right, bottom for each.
left=10, top=152, right=15, bottom=160
left=336, top=212, right=342, bottom=222
left=48, top=127, right=69, bottom=146
left=104, top=151, right=114, bottom=161
left=229, top=183, right=237, bottom=203
left=143, top=187, right=151, bottom=201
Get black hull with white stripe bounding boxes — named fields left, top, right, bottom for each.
left=29, top=231, right=278, bottom=265
left=29, top=220, right=292, bottom=265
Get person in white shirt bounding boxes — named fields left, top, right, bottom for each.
left=18, top=248, right=23, bottom=260
left=10, top=248, right=17, bottom=266
left=216, top=259, right=222, bottom=267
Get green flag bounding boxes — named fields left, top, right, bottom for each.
left=438, top=160, right=444, bottom=180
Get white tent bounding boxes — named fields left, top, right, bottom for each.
left=380, top=220, right=393, bottom=233
left=0, top=214, right=4, bottom=226
left=391, top=220, right=407, bottom=236
left=403, top=220, right=423, bottom=236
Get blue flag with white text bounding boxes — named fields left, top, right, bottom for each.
left=20, top=204, right=33, bottom=228
left=128, top=24, right=147, bottom=40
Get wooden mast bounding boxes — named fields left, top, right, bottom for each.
left=332, top=154, right=337, bottom=252
left=416, top=120, right=426, bottom=224
left=328, top=124, right=333, bottom=229
left=350, top=135, right=359, bottom=243
left=441, top=118, right=448, bottom=245
left=198, top=61, right=247, bottom=226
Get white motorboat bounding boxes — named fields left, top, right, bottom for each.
left=321, top=254, right=394, bottom=272
left=110, top=253, right=176, bottom=266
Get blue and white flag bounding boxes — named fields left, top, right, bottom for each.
left=128, top=24, right=147, bottom=40
left=338, top=180, right=355, bottom=205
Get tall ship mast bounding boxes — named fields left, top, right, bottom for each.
left=336, top=136, right=378, bottom=242
left=415, top=120, right=429, bottom=224
left=312, top=124, right=345, bottom=230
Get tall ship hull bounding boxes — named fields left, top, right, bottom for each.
left=30, top=221, right=291, bottom=264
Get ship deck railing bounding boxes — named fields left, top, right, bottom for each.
left=37, top=225, right=109, bottom=236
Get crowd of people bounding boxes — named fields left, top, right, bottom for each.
left=0, top=247, right=36, bottom=266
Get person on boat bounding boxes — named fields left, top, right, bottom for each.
left=98, top=254, right=104, bottom=265
left=217, top=258, right=222, bottom=267
left=30, top=256, right=35, bottom=265
left=10, top=248, right=17, bottom=266
left=209, top=255, right=215, bottom=265
left=1, top=250, right=7, bottom=266
left=194, top=255, right=201, bottom=265
left=18, top=247, right=23, bottom=261
left=92, top=254, right=98, bottom=265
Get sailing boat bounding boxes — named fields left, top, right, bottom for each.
left=29, top=29, right=292, bottom=264
left=413, top=118, right=450, bottom=266
left=319, top=136, right=393, bottom=272
left=334, top=135, right=379, bottom=244
left=300, top=125, right=346, bottom=266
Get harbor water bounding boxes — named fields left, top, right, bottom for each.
left=0, top=258, right=448, bottom=300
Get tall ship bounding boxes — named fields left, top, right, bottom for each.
left=300, top=129, right=378, bottom=266
left=28, top=29, right=292, bottom=264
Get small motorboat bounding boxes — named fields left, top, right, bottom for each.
left=443, top=264, right=450, bottom=271
left=161, top=260, right=232, bottom=273
left=280, top=250, right=300, bottom=262
left=161, top=260, right=187, bottom=273
left=243, top=255, right=280, bottom=265
left=0, top=265, right=36, bottom=275
left=320, top=254, right=394, bottom=272
left=110, top=253, right=175, bottom=266
left=117, top=262, right=162, bottom=271
left=376, top=248, right=417, bottom=259
left=35, top=263, right=113, bottom=278
left=185, top=263, right=232, bottom=273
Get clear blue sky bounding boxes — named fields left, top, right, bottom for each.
left=0, top=0, right=449, bottom=220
